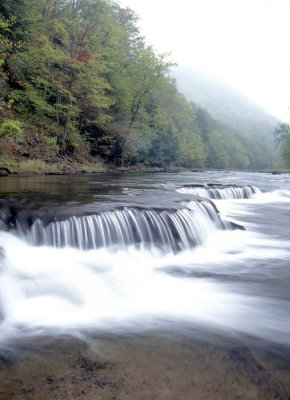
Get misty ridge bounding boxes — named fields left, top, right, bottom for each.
left=170, top=65, right=282, bottom=169
left=171, top=65, right=279, bottom=138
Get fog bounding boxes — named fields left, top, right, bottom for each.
left=119, top=0, right=290, bottom=122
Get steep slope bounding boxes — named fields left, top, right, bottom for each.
left=172, top=66, right=279, bottom=137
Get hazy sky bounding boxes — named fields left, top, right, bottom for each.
left=119, top=0, right=290, bottom=121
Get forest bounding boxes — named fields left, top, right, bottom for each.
left=0, top=0, right=281, bottom=173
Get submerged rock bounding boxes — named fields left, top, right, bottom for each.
left=228, top=221, right=246, bottom=231
left=0, top=335, right=288, bottom=400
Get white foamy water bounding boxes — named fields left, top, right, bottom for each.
left=176, top=185, right=261, bottom=199
left=0, top=222, right=289, bottom=344
left=253, top=188, right=290, bottom=202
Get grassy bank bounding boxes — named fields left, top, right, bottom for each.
left=0, top=157, right=106, bottom=176
left=0, top=156, right=188, bottom=176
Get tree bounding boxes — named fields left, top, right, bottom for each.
left=273, top=122, right=290, bottom=167
left=281, top=134, right=290, bottom=167
left=273, top=122, right=290, bottom=145
left=195, top=107, right=212, bottom=142
left=207, top=130, right=230, bottom=169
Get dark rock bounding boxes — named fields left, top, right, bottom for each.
left=80, top=170, right=87, bottom=174
left=182, top=184, right=205, bottom=188
left=0, top=167, right=11, bottom=174
left=20, top=384, right=35, bottom=394
left=62, top=166, right=73, bottom=175
left=45, top=376, right=55, bottom=384
left=77, top=356, right=109, bottom=373
left=0, top=354, right=14, bottom=366
left=72, top=375, right=93, bottom=383
left=0, top=167, right=10, bottom=176
left=228, top=221, right=246, bottom=230
left=95, top=379, right=112, bottom=389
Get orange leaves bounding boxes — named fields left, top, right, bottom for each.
left=74, top=51, right=97, bottom=63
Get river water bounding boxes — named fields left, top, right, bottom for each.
left=0, top=170, right=289, bottom=348
left=0, top=171, right=290, bottom=399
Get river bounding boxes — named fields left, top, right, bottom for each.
left=0, top=171, right=289, bottom=399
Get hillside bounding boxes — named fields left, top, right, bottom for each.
left=172, top=66, right=279, bottom=137
left=0, top=0, right=281, bottom=174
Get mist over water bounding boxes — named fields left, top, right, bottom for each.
left=0, top=171, right=289, bottom=348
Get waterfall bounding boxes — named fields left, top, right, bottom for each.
left=14, top=202, right=235, bottom=252
left=176, top=185, right=261, bottom=199
left=0, top=172, right=289, bottom=347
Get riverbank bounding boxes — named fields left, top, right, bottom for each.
left=0, top=157, right=289, bottom=177
left=0, top=158, right=186, bottom=177
left=0, top=333, right=289, bottom=400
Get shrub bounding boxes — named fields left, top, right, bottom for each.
left=0, top=120, right=23, bottom=141
left=45, top=136, right=60, bottom=157
left=16, top=159, right=58, bottom=174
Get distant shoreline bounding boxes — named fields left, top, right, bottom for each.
left=0, top=164, right=289, bottom=178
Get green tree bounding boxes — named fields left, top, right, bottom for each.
left=273, top=122, right=290, bottom=145
left=281, top=134, right=290, bottom=167
left=207, top=130, right=230, bottom=169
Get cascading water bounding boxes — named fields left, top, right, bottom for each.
left=0, top=172, right=289, bottom=347
left=177, top=184, right=261, bottom=199
left=14, top=201, right=233, bottom=252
